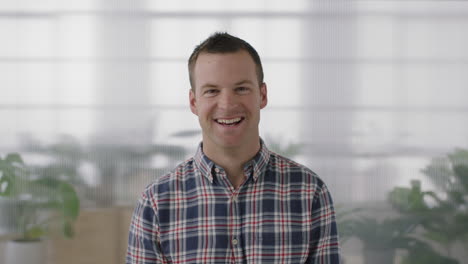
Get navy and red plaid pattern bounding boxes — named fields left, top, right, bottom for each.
left=127, top=142, right=340, bottom=263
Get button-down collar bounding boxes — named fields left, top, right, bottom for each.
left=193, top=139, right=271, bottom=183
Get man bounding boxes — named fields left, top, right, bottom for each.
left=127, top=32, right=340, bottom=263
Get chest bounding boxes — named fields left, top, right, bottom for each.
left=157, top=181, right=314, bottom=263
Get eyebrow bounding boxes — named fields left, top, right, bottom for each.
left=200, top=83, right=218, bottom=89
left=234, top=80, right=254, bottom=86
left=200, top=80, right=254, bottom=89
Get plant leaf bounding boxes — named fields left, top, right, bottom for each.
left=24, top=226, right=46, bottom=240
left=5, top=153, right=24, bottom=165
left=423, top=230, right=451, bottom=245
left=59, top=182, right=80, bottom=220
left=453, top=164, right=468, bottom=192
left=0, top=169, right=14, bottom=196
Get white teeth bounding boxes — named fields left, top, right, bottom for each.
left=216, top=117, right=242, bottom=124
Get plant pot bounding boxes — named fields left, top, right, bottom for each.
left=4, top=239, right=46, bottom=264
left=363, top=248, right=395, bottom=264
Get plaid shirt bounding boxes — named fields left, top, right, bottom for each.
left=127, top=142, right=340, bottom=264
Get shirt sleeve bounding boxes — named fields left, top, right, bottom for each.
left=126, top=190, right=166, bottom=264
left=307, top=181, right=341, bottom=264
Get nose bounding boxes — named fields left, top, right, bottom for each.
left=218, top=90, right=238, bottom=110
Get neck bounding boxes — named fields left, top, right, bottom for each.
left=202, top=139, right=261, bottom=188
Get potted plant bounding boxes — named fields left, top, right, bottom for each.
left=388, top=149, right=468, bottom=263
left=388, top=179, right=460, bottom=264
left=420, top=148, right=468, bottom=254
left=0, top=152, right=80, bottom=264
left=345, top=214, right=420, bottom=264
left=339, top=179, right=457, bottom=264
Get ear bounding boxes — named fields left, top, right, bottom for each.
left=189, top=89, right=198, bottom=115
left=260, top=83, right=268, bottom=109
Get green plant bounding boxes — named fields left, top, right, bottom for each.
left=339, top=179, right=454, bottom=264
left=387, top=148, right=468, bottom=263
left=340, top=211, right=423, bottom=264
left=19, top=134, right=188, bottom=207
left=0, top=153, right=80, bottom=240
left=348, top=215, right=420, bottom=250
left=421, top=149, right=468, bottom=253
left=388, top=180, right=442, bottom=231
left=389, top=149, right=468, bottom=259
left=387, top=182, right=460, bottom=263
left=335, top=205, right=361, bottom=244
left=401, top=242, right=459, bottom=264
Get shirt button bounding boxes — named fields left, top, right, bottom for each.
left=214, top=168, right=220, bottom=173
left=232, top=238, right=238, bottom=245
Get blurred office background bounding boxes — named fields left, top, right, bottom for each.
left=1, top=0, right=468, bottom=263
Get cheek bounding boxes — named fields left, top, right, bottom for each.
left=196, top=104, right=212, bottom=118
left=252, top=98, right=263, bottom=109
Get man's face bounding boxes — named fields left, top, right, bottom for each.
left=189, top=50, right=267, bottom=151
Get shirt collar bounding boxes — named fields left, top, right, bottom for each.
left=193, top=142, right=215, bottom=182
left=193, top=139, right=271, bottom=183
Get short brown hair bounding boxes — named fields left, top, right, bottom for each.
left=188, top=32, right=264, bottom=89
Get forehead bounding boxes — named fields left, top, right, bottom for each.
left=193, top=51, right=258, bottom=88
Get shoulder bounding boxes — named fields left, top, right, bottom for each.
left=141, top=157, right=197, bottom=203
left=266, top=151, right=327, bottom=190
left=266, top=152, right=337, bottom=209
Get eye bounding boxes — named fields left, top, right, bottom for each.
left=203, top=89, right=219, bottom=96
left=236, top=86, right=250, bottom=94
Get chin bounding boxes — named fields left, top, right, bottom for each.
left=217, top=139, right=242, bottom=148
left=211, top=136, right=244, bottom=148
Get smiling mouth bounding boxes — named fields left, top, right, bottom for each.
left=215, top=117, right=244, bottom=126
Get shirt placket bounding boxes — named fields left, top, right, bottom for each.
left=230, top=188, right=242, bottom=264
left=215, top=166, right=243, bottom=264
left=231, top=166, right=254, bottom=264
